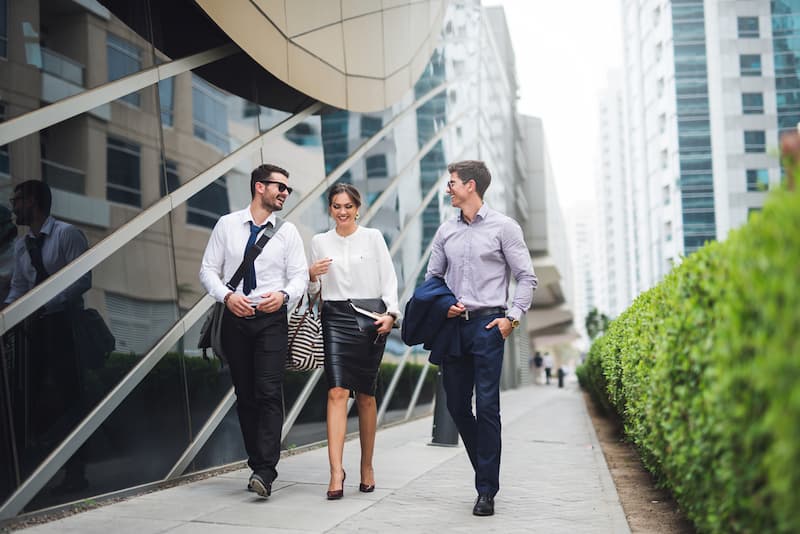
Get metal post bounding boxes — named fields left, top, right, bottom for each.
left=430, top=367, right=458, bottom=446
left=404, top=361, right=431, bottom=421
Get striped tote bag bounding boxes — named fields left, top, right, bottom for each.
left=286, top=293, right=324, bottom=372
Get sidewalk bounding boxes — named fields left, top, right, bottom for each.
left=19, top=383, right=629, bottom=533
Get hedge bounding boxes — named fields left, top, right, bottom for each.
left=578, top=188, right=800, bottom=533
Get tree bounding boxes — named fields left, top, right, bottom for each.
left=585, top=307, right=611, bottom=340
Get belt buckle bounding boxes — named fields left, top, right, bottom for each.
left=464, top=309, right=470, bottom=321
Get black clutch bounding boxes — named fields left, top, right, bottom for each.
left=347, top=298, right=387, bottom=333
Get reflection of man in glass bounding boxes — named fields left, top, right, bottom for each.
left=4, top=180, right=91, bottom=494
left=0, top=206, right=17, bottom=304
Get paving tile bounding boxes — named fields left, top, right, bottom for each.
left=18, top=385, right=629, bottom=534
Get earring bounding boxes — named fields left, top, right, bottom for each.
left=355, top=213, right=360, bottom=220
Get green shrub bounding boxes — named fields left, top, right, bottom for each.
left=578, top=189, right=800, bottom=533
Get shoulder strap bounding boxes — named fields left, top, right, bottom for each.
left=226, top=217, right=286, bottom=291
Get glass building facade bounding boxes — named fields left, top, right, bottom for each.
left=670, top=0, right=716, bottom=254
left=0, top=0, right=535, bottom=520
left=772, top=1, right=800, bottom=135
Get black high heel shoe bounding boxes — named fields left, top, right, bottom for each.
left=359, top=483, right=375, bottom=493
left=326, top=471, right=346, bottom=500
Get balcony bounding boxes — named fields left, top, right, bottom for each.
left=40, top=47, right=110, bottom=121
left=41, top=158, right=85, bottom=194
left=41, top=47, right=84, bottom=86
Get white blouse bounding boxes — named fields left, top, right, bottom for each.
left=308, top=226, right=400, bottom=317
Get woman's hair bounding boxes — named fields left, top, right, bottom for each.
left=327, top=183, right=362, bottom=208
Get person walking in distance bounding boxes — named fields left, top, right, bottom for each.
left=308, top=183, right=400, bottom=500
left=199, top=164, right=308, bottom=499
left=425, top=160, right=537, bottom=516
left=543, top=352, right=554, bottom=385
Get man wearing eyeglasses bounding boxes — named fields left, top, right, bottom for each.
left=4, top=180, right=92, bottom=494
left=199, top=163, right=308, bottom=499
left=425, top=160, right=537, bottom=517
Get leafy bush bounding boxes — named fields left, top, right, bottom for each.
left=577, top=189, right=800, bottom=533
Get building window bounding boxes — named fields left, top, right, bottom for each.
left=0, top=102, right=8, bottom=176
left=106, top=293, right=178, bottom=354
left=657, top=77, right=665, bottom=98
left=107, top=137, right=141, bottom=206
left=0, top=0, right=6, bottom=59
left=653, top=6, right=661, bottom=27
left=737, top=16, right=759, bottom=38
left=744, top=130, right=766, bottom=153
left=665, top=221, right=672, bottom=242
left=366, top=154, right=388, bottom=178
left=192, top=75, right=230, bottom=153
left=160, top=159, right=180, bottom=197
left=742, top=92, right=763, bottom=114
left=746, top=169, right=769, bottom=191
left=107, top=34, right=142, bottom=107
left=660, top=149, right=669, bottom=169
left=158, top=78, right=174, bottom=127
left=361, top=116, right=382, bottom=139
left=284, top=122, right=320, bottom=146
left=663, top=184, right=670, bottom=205
left=655, top=42, right=663, bottom=62
left=187, top=175, right=229, bottom=229
left=659, top=113, right=666, bottom=134
left=739, top=54, right=762, bottom=76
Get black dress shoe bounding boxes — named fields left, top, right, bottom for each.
left=248, top=473, right=271, bottom=498
left=472, top=494, right=494, bottom=516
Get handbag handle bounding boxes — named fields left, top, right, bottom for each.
left=288, top=292, right=322, bottom=349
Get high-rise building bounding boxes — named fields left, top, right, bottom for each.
left=595, top=72, right=634, bottom=317
left=619, top=0, right=782, bottom=291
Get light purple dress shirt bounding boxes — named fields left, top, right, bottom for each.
left=425, top=204, right=537, bottom=321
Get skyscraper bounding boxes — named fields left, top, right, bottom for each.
left=619, top=0, right=782, bottom=292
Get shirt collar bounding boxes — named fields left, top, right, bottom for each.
left=27, top=216, right=56, bottom=238
left=458, top=203, right=489, bottom=224
left=240, top=208, right=276, bottom=228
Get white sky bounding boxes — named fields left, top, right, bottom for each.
left=484, top=0, right=624, bottom=216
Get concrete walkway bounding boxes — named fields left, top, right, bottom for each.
left=19, top=383, right=630, bottom=533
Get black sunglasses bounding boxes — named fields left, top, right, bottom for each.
left=259, top=180, right=293, bottom=195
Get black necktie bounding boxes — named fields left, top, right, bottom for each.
left=25, top=233, right=48, bottom=286
left=243, top=222, right=269, bottom=295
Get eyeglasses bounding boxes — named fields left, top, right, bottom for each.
left=446, top=180, right=464, bottom=190
left=259, top=180, right=293, bottom=195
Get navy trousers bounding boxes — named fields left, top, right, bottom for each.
left=441, top=314, right=505, bottom=497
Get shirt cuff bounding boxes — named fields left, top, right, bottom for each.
left=308, top=279, right=321, bottom=295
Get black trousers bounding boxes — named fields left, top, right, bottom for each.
left=221, top=307, right=287, bottom=483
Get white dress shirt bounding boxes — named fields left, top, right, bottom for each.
left=308, top=226, right=400, bottom=317
left=199, top=208, right=308, bottom=306
left=5, top=216, right=91, bottom=313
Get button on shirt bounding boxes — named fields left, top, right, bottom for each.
left=199, top=208, right=308, bottom=306
left=5, top=216, right=91, bottom=313
left=425, top=204, right=537, bottom=320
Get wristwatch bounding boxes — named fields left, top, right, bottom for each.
left=279, top=290, right=290, bottom=304
left=506, top=316, right=520, bottom=329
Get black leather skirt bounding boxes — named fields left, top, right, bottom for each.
left=322, top=300, right=387, bottom=396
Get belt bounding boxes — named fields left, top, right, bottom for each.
left=242, top=305, right=287, bottom=320
left=459, top=307, right=506, bottom=321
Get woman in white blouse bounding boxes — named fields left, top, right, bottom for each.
left=308, top=183, right=400, bottom=500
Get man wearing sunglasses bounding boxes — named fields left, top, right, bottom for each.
left=200, top=163, right=308, bottom=499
